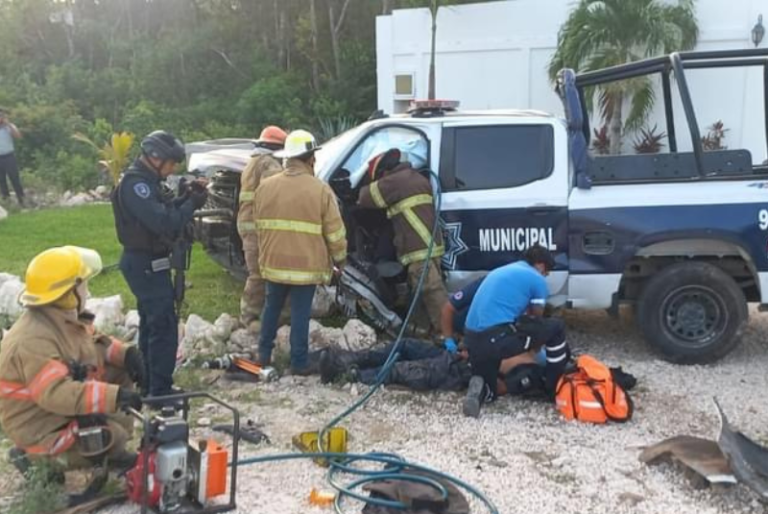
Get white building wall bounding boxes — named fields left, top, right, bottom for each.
left=377, top=0, right=768, bottom=162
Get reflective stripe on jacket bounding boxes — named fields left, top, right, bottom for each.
left=358, top=164, right=444, bottom=266
left=253, top=159, right=347, bottom=285
left=237, top=151, right=282, bottom=237
left=0, top=307, right=123, bottom=454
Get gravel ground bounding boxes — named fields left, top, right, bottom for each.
left=5, top=308, right=768, bottom=513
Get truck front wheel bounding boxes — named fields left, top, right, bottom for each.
left=636, top=262, right=747, bottom=364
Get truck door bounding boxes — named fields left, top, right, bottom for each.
left=439, top=119, right=570, bottom=302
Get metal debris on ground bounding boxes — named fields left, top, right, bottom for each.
left=714, top=398, right=768, bottom=500
left=639, top=435, right=736, bottom=489
left=640, top=398, right=768, bottom=502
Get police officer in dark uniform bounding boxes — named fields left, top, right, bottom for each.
left=111, top=130, right=208, bottom=401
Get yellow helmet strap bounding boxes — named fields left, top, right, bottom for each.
left=74, top=280, right=88, bottom=313
left=49, top=279, right=86, bottom=312
left=51, top=289, right=78, bottom=311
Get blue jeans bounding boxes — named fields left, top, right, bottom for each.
left=119, top=251, right=178, bottom=396
left=259, top=282, right=316, bottom=369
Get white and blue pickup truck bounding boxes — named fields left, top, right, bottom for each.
left=189, top=48, right=768, bottom=364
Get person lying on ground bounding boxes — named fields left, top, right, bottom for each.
left=319, top=274, right=547, bottom=395
left=318, top=337, right=545, bottom=395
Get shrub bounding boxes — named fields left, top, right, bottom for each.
left=701, top=120, right=729, bottom=151
left=592, top=126, right=611, bottom=155
left=633, top=125, right=667, bottom=154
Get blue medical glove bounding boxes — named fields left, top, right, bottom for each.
left=443, top=337, right=458, bottom=354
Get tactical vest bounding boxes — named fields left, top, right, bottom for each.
left=111, top=170, right=172, bottom=255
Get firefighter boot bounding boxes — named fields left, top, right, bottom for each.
left=290, top=352, right=321, bottom=376
left=8, top=447, right=30, bottom=476
left=8, top=447, right=65, bottom=484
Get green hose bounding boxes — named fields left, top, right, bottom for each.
left=232, top=170, right=499, bottom=513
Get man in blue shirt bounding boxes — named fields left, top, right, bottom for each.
left=463, top=245, right=570, bottom=418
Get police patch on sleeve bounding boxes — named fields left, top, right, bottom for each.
left=133, top=182, right=151, bottom=199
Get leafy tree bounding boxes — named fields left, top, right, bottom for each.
left=0, top=0, right=494, bottom=192
left=549, top=0, right=698, bottom=154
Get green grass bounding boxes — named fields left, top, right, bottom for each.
left=0, top=204, right=241, bottom=321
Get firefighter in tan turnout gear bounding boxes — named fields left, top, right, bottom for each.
left=0, top=246, right=144, bottom=475
left=253, top=130, right=347, bottom=374
left=358, top=148, right=447, bottom=335
left=237, top=125, right=288, bottom=328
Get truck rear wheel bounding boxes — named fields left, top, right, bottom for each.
left=636, top=261, right=747, bottom=364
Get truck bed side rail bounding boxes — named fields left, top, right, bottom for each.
left=561, top=48, right=768, bottom=185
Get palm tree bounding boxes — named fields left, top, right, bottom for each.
left=73, top=132, right=135, bottom=186
left=549, top=0, right=698, bottom=154
left=400, top=0, right=464, bottom=100
left=428, top=0, right=438, bottom=99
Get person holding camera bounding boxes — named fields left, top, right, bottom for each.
left=111, top=130, right=208, bottom=403
left=0, top=108, right=24, bottom=206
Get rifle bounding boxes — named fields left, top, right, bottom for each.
left=171, top=222, right=194, bottom=318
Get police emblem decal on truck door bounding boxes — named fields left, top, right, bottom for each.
left=442, top=220, right=470, bottom=270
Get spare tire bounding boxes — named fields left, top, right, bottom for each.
left=637, top=261, right=747, bottom=364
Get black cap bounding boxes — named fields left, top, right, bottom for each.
left=524, top=245, right=555, bottom=271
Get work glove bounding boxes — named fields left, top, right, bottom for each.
left=190, top=188, right=208, bottom=210
left=124, top=346, right=147, bottom=391
left=189, top=178, right=208, bottom=193
left=117, top=388, right=143, bottom=412
left=177, top=177, right=190, bottom=197
left=443, top=337, right=458, bottom=354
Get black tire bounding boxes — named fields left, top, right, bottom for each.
left=636, top=261, right=748, bottom=364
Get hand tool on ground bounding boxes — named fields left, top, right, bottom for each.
left=202, top=354, right=277, bottom=382
left=213, top=419, right=269, bottom=445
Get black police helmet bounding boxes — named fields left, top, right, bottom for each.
left=140, top=130, right=186, bottom=164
